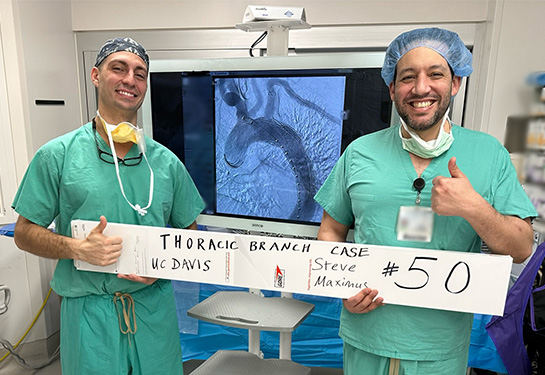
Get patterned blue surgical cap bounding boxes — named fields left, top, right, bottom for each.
left=94, top=37, right=149, bottom=68
left=381, top=27, right=473, bottom=86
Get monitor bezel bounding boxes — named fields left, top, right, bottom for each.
left=141, top=53, right=387, bottom=238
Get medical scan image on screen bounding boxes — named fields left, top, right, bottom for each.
left=148, top=65, right=391, bottom=233
left=215, top=76, right=345, bottom=223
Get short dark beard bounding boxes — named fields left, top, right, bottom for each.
left=394, top=85, right=453, bottom=132
left=397, top=103, right=448, bottom=132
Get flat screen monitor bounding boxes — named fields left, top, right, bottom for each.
left=141, top=53, right=392, bottom=238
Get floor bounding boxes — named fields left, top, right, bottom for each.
left=0, top=352, right=61, bottom=375
left=0, top=349, right=499, bottom=375
left=0, top=355, right=344, bottom=374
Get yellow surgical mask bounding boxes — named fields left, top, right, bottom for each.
left=97, top=112, right=139, bottom=144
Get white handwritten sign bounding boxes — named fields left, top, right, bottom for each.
left=71, top=220, right=512, bottom=315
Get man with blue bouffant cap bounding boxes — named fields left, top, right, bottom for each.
left=315, top=27, right=536, bottom=374
left=12, top=37, right=204, bottom=374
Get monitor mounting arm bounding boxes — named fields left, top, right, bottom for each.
left=235, top=5, right=311, bottom=56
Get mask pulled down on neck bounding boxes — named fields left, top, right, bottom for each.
left=97, top=111, right=146, bottom=153
left=96, top=110, right=153, bottom=216
left=399, top=110, right=454, bottom=159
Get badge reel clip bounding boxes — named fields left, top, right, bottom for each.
left=396, top=177, right=434, bottom=242
left=413, top=178, right=425, bottom=205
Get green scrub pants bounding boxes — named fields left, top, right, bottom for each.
left=344, top=342, right=468, bottom=375
left=60, top=281, right=183, bottom=375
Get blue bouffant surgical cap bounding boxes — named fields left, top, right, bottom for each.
left=381, top=27, right=473, bottom=86
left=95, top=37, right=149, bottom=68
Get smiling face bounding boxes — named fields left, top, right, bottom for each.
left=390, top=47, right=461, bottom=134
left=91, top=51, right=148, bottom=123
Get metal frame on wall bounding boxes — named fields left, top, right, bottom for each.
left=75, top=23, right=479, bottom=130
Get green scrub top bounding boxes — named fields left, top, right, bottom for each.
left=12, top=122, right=205, bottom=297
left=314, top=124, right=537, bottom=361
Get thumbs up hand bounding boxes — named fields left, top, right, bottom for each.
left=75, top=215, right=123, bottom=266
left=431, top=157, right=482, bottom=217
left=446, top=156, right=465, bottom=179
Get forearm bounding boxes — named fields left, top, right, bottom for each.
left=15, top=215, right=124, bottom=266
left=13, top=215, right=79, bottom=260
left=317, top=228, right=346, bottom=242
left=464, top=198, right=533, bottom=263
left=185, top=221, right=198, bottom=230
left=317, top=211, right=349, bottom=242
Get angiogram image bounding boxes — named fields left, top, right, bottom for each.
left=215, top=75, right=346, bottom=223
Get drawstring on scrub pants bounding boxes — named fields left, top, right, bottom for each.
left=389, top=358, right=400, bottom=375
left=114, top=292, right=137, bottom=346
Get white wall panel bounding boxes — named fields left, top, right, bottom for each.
left=487, top=0, right=545, bottom=143
left=0, top=237, right=34, bottom=343
left=71, top=0, right=488, bottom=31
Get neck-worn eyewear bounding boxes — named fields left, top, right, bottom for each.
left=92, top=118, right=142, bottom=166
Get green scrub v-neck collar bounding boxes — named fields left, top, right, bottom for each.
left=397, top=124, right=453, bottom=184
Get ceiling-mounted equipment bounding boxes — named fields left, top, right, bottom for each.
left=236, top=5, right=311, bottom=56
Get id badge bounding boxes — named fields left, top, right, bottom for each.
left=396, top=205, right=434, bottom=242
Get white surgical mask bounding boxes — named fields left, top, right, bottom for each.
left=399, top=109, right=454, bottom=158
left=97, top=110, right=154, bottom=216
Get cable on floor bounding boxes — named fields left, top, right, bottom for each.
left=0, top=338, right=59, bottom=370
left=0, top=287, right=60, bottom=369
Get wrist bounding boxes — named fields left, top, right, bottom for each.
left=461, top=193, right=491, bottom=223
left=63, top=236, right=82, bottom=261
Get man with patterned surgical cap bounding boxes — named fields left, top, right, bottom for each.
left=12, top=37, right=204, bottom=374
left=315, top=27, right=537, bottom=374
